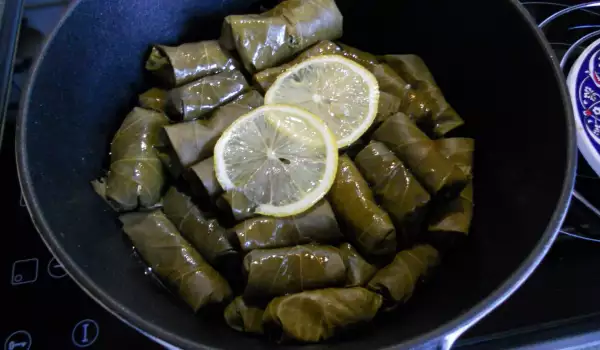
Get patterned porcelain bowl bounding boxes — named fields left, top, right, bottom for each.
left=568, top=37, right=600, bottom=177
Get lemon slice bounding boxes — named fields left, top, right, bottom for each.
left=214, top=104, right=338, bottom=217
left=265, top=55, right=379, bottom=148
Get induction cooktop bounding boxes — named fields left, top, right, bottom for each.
left=4, top=1, right=600, bottom=349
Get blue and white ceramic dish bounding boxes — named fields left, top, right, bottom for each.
left=568, top=37, right=600, bottom=177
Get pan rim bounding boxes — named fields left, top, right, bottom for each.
left=15, top=0, right=577, bottom=348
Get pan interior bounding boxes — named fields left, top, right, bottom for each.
left=18, top=0, right=574, bottom=348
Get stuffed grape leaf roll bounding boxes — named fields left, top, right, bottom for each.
left=164, top=91, right=263, bottom=167
left=145, top=40, right=236, bottom=87
left=220, top=0, right=343, bottom=73
left=426, top=138, right=475, bottom=246
left=139, top=88, right=168, bottom=112
left=372, top=113, right=467, bottom=198
left=217, top=190, right=258, bottom=222
left=224, top=296, right=265, bottom=334
left=156, top=147, right=184, bottom=179
left=120, top=210, right=232, bottom=311
left=369, top=63, right=411, bottom=102
left=375, top=91, right=403, bottom=125
left=428, top=182, right=473, bottom=239
left=234, top=200, right=342, bottom=252
left=162, top=186, right=236, bottom=266
left=328, top=155, right=396, bottom=256
left=163, top=118, right=212, bottom=168
left=436, top=138, right=474, bottom=177
left=381, top=54, right=464, bottom=137
left=354, top=141, right=431, bottom=247
left=92, top=107, right=169, bottom=211
left=253, top=40, right=343, bottom=91
left=167, top=69, right=249, bottom=121
left=339, top=243, right=378, bottom=287
left=336, top=43, right=379, bottom=70
left=381, top=55, right=436, bottom=87
left=263, top=287, right=383, bottom=342
left=369, top=63, right=441, bottom=124
left=368, top=61, right=462, bottom=137
left=243, top=244, right=346, bottom=297
left=367, top=244, right=439, bottom=305
left=184, top=158, right=223, bottom=201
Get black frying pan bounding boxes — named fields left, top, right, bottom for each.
left=16, top=0, right=576, bottom=348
